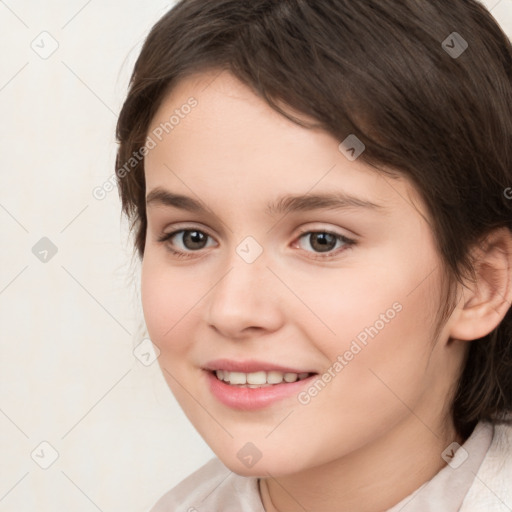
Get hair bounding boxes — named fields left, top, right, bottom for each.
left=115, top=0, right=512, bottom=440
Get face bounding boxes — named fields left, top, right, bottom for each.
left=141, top=70, right=463, bottom=477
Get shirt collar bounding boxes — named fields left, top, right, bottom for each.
left=386, top=421, right=494, bottom=512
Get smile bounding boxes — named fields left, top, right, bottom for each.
left=204, top=369, right=318, bottom=410
left=214, top=369, right=313, bottom=387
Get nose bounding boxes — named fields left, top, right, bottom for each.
left=204, top=253, right=285, bottom=339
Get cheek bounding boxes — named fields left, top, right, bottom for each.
left=288, top=258, right=433, bottom=352
left=290, top=250, right=441, bottom=401
left=284, top=275, right=441, bottom=463
left=141, top=254, right=203, bottom=351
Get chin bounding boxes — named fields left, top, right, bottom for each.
left=216, top=450, right=304, bottom=478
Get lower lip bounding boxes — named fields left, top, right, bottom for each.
left=204, top=370, right=317, bottom=410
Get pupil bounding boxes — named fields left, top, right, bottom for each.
left=184, top=231, right=207, bottom=250
left=311, top=233, right=336, bottom=252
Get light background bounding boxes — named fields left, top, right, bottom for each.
left=0, top=1, right=511, bottom=511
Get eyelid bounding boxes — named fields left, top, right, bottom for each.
left=294, top=223, right=358, bottom=240
left=158, top=223, right=355, bottom=242
left=158, top=222, right=218, bottom=240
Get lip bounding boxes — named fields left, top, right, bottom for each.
left=204, top=369, right=318, bottom=411
left=203, top=358, right=315, bottom=374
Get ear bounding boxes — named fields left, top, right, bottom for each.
left=448, top=227, right=512, bottom=341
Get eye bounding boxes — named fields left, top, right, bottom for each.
left=158, top=229, right=216, bottom=257
left=294, top=230, right=355, bottom=257
left=157, top=227, right=356, bottom=260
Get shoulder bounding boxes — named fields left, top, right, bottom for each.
left=460, top=420, right=512, bottom=512
left=149, top=457, right=265, bottom=512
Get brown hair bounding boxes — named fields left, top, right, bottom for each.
left=116, top=0, right=512, bottom=440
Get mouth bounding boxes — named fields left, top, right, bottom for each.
left=203, top=366, right=319, bottom=410
left=209, top=369, right=316, bottom=388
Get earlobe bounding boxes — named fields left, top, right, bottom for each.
left=448, top=227, right=512, bottom=342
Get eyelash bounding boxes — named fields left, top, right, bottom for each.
left=157, top=228, right=356, bottom=261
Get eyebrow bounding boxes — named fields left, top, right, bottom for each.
left=146, top=187, right=387, bottom=216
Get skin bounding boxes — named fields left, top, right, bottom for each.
left=140, top=70, right=510, bottom=512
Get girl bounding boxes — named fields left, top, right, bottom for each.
left=116, top=1, right=512, bottom=510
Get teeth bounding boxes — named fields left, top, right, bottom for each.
left=229, top=372, right=247, bottom=385
left=247, top=371, right=267, bottom=385
left=267, top=371, right=285, bottom=384
left=214, top=370, right=312, bottom=386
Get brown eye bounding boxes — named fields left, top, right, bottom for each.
left=158, top=229, right=216, bottom=254
left=307, top=233, right=338, bottom=252
left=181, top=230, right=209, bottom=250
left=296, top=231, right=355, bottom=257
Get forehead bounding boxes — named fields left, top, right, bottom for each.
left=144, top=70, right=427, bottom=221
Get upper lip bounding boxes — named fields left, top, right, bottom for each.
left=203, top=359, right=316, bottom=374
